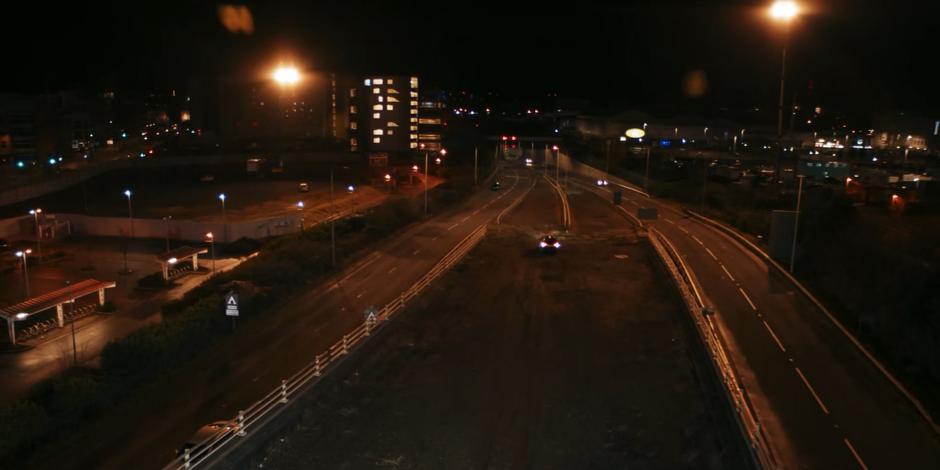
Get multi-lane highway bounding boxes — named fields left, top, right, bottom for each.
left=31, top=168, right=540, bottom=470
left=566, top=165, right=940, bottom=469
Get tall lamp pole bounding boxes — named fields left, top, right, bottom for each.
left=205, top=232, right=216, bottom=273
left=15, top=249, right=31, bottom=298
left=218, top=193, right=227, bottom=242
left=421, top=143, right=429, bottom=217
left=162, top=215, right=172, bottom=252
left=770, top=1, right=799, bottom=180
left=789, top=175, right=805, bottom=273
left=29, top=208, right=42, bottom=260
left=330, top=168, right=336, bottom=269
left=123, top=189, right=134, bottom=237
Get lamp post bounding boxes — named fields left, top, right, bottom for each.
left=29, top=208, right=42, bottom=260
left=296, top=201, right=305, bottom=231
left=789, top=174, right=805, bottom=273
left=330, top=168, right=336, bottom=269
left=123, top=189, right=134, bottom=237
left=273, top=66, right=301, bottom=161
left=15, top=249, right=31, bottom=298
left=65, top=280, right=77, bottom=366
left=769, top=1, right=799, bottom=180
left=205, top=232, right=215, bottom=273
left=218, top=193, right=227, bottom=242
left=552, top=145, right=560, bottom=181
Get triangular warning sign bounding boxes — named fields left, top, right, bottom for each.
left=227, top=295, right=237, bottom=305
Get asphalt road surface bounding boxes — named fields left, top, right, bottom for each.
left=248, top=173, right=749, bottom=469
left=569, top=171, right=940, bottom=469
left=28, top=168, right=535, bottom=469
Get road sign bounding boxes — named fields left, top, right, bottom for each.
left=364, top=306, right=377, bottom=323
left=225, top=291, right=239, bottom=317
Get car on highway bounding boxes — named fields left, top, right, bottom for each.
left=538, top=235, right=561, bottom=254
left=0, top=238, right=9, bottom=252
left=298, top=182, right=310, bottom=192
left=596, top=179, right=609, bottom=186
left=525, top=158, right=533, bottom=167
left=490, top=181, right=501, bottom=191
left=176, top=421, right=240, bottom=460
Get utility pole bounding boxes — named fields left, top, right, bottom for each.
left=775, top=24, right=789, bottom=181
left=66, top=280, right=77, bottom=367
left=789, top=175, right=805, bottom=273
left=644, top=146, right=652, bottom=191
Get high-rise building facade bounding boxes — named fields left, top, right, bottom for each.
left=349, top=76, right=420, bottom=154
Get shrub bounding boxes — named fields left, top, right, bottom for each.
left=0, top=401, right=49, bottom=461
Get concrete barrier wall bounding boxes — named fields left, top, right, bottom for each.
left=61, top=212, right=303, bottom=242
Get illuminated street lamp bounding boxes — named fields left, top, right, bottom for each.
left=552, top=145, right=560, bottom=181
left=435, top=157, right=442, bottom=165
left=205, top=232, right=216, bottom=272
left=218, top=193, right=227, bottom=242
left=272, top=66, right=301, bottom=85
left=29, top=208, right=42, bottom=260
left=346, top=184, right=355, bottom=193
left=769, top=1, right=800, bottom=179
left=15, top=249, right=32, bottom=298
left=123, top=189, right=134, bottom=236
left=297, top=201, right=305, bottom=231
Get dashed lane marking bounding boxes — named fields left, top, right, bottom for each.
left=795, top=367, right=830, bottom=415
left=720, top=264, right=736, bottom=282
left=763, top=320, right=787, bottom=353
left=738, top=287, right=757, bottom=310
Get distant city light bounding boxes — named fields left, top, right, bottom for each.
left=770, top=1, right=799, bottom=20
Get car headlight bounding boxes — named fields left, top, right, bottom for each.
left=553, top=242, right=561, bottom=248
left=539, top=241, right=548, bottom=248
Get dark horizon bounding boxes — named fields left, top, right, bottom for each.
left=3, top=1, right=939, bottom=118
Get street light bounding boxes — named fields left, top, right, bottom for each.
left=218, top=193, right=227, bottom=242
left=272, top=66, right=301, bottom=85
left=205, top=232, right=216, bottom=272
left=789, top=174, right=805, bottom=273
left=769, top=1, right=800, bottom=179
left=420, top=143, right=429, bottom=217
left=15, top=249, right=31, bottom=298
left=297, top=201, right=305, bottom=231
left=552, top=145, right=560, bottom=181
left=123, top=189, right=134, bottom=236
left=29, top=208, right=42, bottom=260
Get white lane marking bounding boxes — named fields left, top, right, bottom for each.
left=763, top=320, right=787, bottom=353
left=691, top=235, right=704, bottom=246
left=720, top=264, right=736, bottom=282
left=387, top=266, right=397, bottom=274
left=447, top=222, right=459, bottom=231
left=738, top=287, right=757, bottom=310
left=679, top=226, right=690, bottom=235
left=705, top=247, right=718, bottom=260
left=664, top=218, right=675, bottom=225
left=844, top=438, right=869, bottom=470
left=412, top=249, right=421, bottom=256
left=431, top=236, right=438, bottom=241
left=795, top=367, right=830, bottom=414
left=461, top=215, right=470, bottom=223
left=472, top=209, right=480, bottom=215
left=355, top=292, right=364, bottom=299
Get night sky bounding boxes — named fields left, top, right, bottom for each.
left=4, top=1, right=938, bottom=118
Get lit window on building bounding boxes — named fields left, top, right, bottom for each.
left=418, top=118, right=441, bottom=125
left=387, top=121, right=399, bottom=127
left=410, top=134, right=418, bottom=140
left=410, top=117, right=418, bottom=123
left=350, top=105, right=357, bottom=114
left=386, top=104, right=394, bottom=111
left=374, top=78, right=384, bottom=85
left=387, top=96, right=399, bottom=103
left=410, top=142, right=418, bottom=149
left=410, top=91, right=418, bottom=98
left=419, top=134, right=441, bottom=141
left=373, top=112, right=381, bottom=119
left=364, top=79, right=371, bottom=86
left=387, top=129, right=394, bottom=135
left=413, top=101, right=422, bottom=107
left=388, top=88, right=399, bottom=94
left=373, top=104, right=384, bottom=111
left=373, top=88, right=380, bottom=94
left=410, top=109, right=418, bottom=115
left=350, top=122, right=357, bottom=130
left=373, top=129, right=384, bottom=135
left=349, top=88, right=356, bottom=97
left=410, top=77, right=418, bottom=88
left=410, top=125, right=418, bottom=131
left=373, top=137, right=381, bottom=143
left=351, top=137, right=358, bottom=146
left=378, top=96, right=384, bottom=102
left=387, top=79, right=394, bottom=85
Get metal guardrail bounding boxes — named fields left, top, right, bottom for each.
left=685, top=209, right=940, bottom=436
left=163, top=223, right=489, bottom=470
left=648, top=228, right=776, bottom=469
